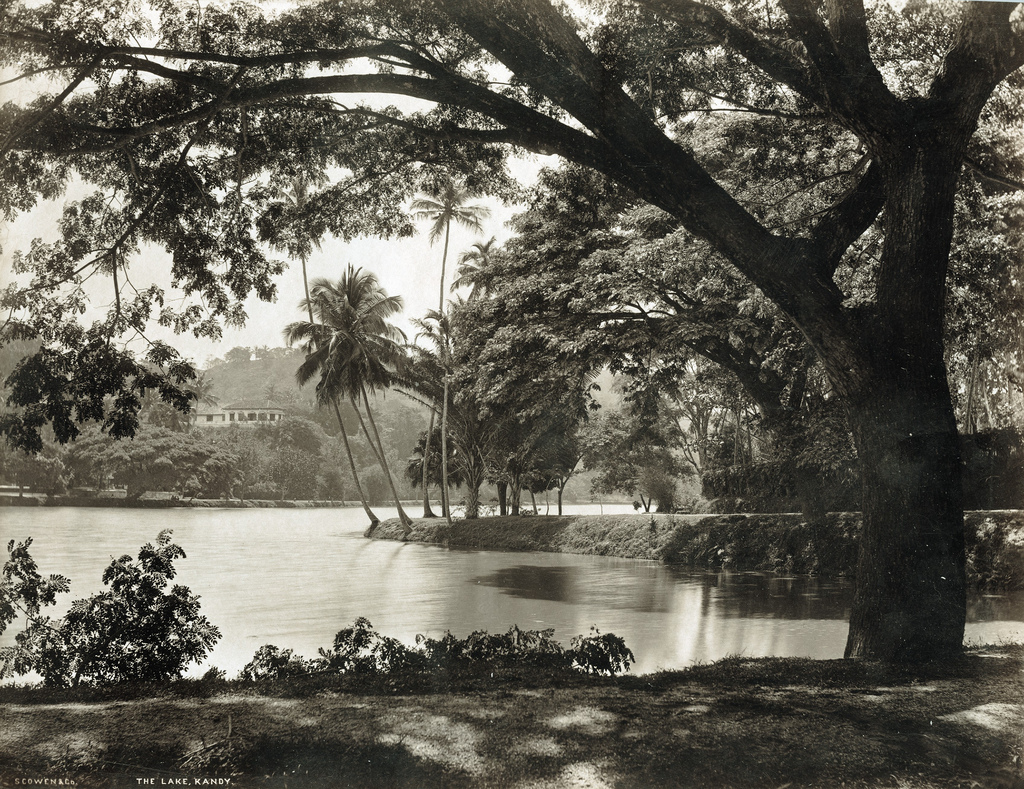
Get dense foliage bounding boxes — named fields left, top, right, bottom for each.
left=0, top=531, right=220, bottom=687
left=240, top=618, right=634, bottom=681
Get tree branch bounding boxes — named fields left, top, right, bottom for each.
left=438, top=1, right=798, bottom=275
left=929, top=2, right=1024, bottom=128
left=965, top=156, right=1024, bottom=193
left=634, top=0, right=824, bottom=105
left=777, top=0, right=896, bottom=134
left=108, top=54, right=222, bottom=92
left=808, top=157, right=884, bottom=273
left=824, top=0, right=875, bottom=76
left=0, top=54, right=102, bottom=156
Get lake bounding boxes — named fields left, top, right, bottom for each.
left=2, top=505, right=1022, bottom=676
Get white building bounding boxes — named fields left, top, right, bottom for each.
left=193, top=402, right=287, bottom=428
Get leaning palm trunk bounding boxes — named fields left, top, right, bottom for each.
left=331, top=398, right=378, bottom=528
left=301, top=252, right=313, bottom=321
left=352, top=389, right=412, bottom=532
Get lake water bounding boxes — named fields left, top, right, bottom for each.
left=2, top=505, right=1022, bottom=676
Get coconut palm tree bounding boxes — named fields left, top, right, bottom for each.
left=284, top=267, right=413, bottom=532
left=410, top=180, right=489, bottom=517
left=410, top=181, right=491, bottom=310
left=260, top=174, right=324, bottom=324
left=409, top=310, right=456, bottom=527
left=399, top=311, right=496, bottom=521
left=451, top=237, right=497, bottom=300
left=190, top=372, right=219, bottom=409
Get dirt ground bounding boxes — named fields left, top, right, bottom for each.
left=1, top=647, right=1022, bottom=788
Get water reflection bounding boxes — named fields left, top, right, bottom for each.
left=968, top=593, right=1024, bottom=623
left=1, top=505, right=1021, bottom=675
left=473, top=565, right=577, bottom=601
left=475, top=564, right=855, bottom=620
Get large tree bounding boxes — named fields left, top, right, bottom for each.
left=1, top=0, right=1022, bottom=661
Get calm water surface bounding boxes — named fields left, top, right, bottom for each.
left=2, top=505, right=1021, bottom=675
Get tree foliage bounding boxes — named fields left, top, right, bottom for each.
left=0, top=531, right=220, bottom=687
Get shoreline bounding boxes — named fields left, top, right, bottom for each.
left=367, top=510, right=1024, bottom=589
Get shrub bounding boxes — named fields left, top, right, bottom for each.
left=430, top=625, right=571, bottom=670
left=0, top=537, right=70, bottom=678
left=318, top=617, right=420, bottom=674
left=239, top=645, right=313, bottom=682
left=569, top=627, right=635, bottom=676
left=0, top=531, right=220, bottom=687
left=240, top=620, right=634, bottom=682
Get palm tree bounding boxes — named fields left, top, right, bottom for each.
left=410, top=181, right=491, bottom=310
left=261, top=174, right=324, bottom=324
left=409, top=310, right=456, bottom=527
left=284, top=267, right=413, bottom=532
left=399, top=311, right=496, bottom=521
left=410, top=180, right=489, bottom=518
left=451, top=237, right=497, bottom=300
left=190, top=372, right=219, bottom=409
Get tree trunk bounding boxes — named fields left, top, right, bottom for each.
left=839, top=137, right=968, bottom=662
left=965, top=348, right=979, bottom=435
left=301, top=252, right=313, bottom=322
left=421, top=410, right=438, bottom=518
left=843, top=382, right=965, bottom=662
left=331, top=399, right=378, bottom=528
left=497, top=481, right=507, bottom=516
left=441, top=375, right=453, bottom=529
left=439, top=221, right=451, bottom=312
left=464, top=475, right=482, bottom=519
left=355, top=389, right=412, bottom=531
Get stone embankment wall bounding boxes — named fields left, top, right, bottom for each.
left=368, top=511, right=1024, bottom=590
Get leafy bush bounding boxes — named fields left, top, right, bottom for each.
left=0, top=531, right=220, bottom=687
left=965, top=513, right=1024, bottom=590
left=0, top=538, right=70, bottom=678
left=419, top=624, right=571, bottom=670
left=241, top=620, right=634, bottom=682
left=318, top=617, right=420, bottom=674
left=239, top=645, right=314, bottom=682
left=569, top=627, right=635, bottom=676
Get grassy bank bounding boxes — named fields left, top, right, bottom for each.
left=369, top=510, right=1024, bottom=589
left=1, top=645, right=1020, bottom=787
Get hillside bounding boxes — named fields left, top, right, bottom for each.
left=202, top=347, right=315, bottom=408
left=203, top=346, right=430, bottom=472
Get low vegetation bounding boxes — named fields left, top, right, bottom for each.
left=1, top=534, right=632, bottom=691
left=240, top=618, right=634, bottom=683
left=1, top=530, right=221, bottom=687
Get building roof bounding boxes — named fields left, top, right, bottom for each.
left=222, top=402, right=287, bottom=411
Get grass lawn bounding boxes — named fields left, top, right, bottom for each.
left=1, top=645, right=1021, bottom=788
